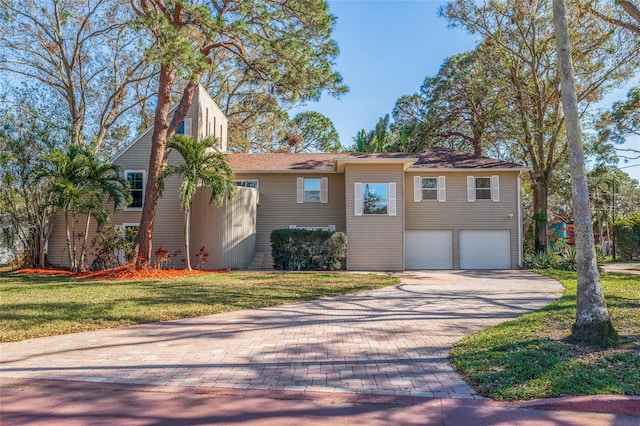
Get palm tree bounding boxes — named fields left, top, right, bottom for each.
left=36, top=146, right=130, bottom=271
left=159, top=135, right=237, bottom=270
left=78, top=156, right=131, bottom=269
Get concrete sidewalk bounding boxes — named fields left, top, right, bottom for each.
left=602, top=262, right=640, bottom=275
left=2, top=378, right=639, bottom=425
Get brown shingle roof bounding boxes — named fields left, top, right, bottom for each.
left=227, top=147, right=524, bottom=172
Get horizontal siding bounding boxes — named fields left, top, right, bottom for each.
left=234, top=173, right=346, bottom=253
left=47, top=175, right=187, bottom=269
left=405, top=171, right=520, bottom=268
left=47, top=91, right=231, bottom=269
left=346, top=164, right=404, bottom=271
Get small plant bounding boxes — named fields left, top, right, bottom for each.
left=90, top=225, right=132, bottom=270
left=195, top=246, right=209, bottom=270
left=154, top=246, right=171, bottom=269
left=556, top=246, right=577, bottom=271
left=523, top=250, right=556, bottom=269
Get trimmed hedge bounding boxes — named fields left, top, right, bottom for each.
left=613, top=212, right=640, bottom=261
left=270, top=229, right=347, bottom=271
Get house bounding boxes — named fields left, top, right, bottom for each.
left=47, top=87, right=526, bottom=271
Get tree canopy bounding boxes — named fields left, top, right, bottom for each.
left=130, top=0, right=347, bottom=265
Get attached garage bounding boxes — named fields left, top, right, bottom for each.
left=405, top=230, right=453, bottom=269
left=459, top=230, right=511, bottom=269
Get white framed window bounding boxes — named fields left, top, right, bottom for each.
left=176, top=118, right=192, bottom=136
left=354, top=182, right=396, bottom=216
left=414, top=176, right=446, bottom=202
left=125, top=170, right=146, bottom=210
left=467, top=175, right=499, bottom=202
left=235, top=179, right=259, bottom=190
left=297, top=177, right=328, bottom=203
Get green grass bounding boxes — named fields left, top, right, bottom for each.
left=0, top=271, right=398, bottom=342
left=450, top=271, right=640, bottom=401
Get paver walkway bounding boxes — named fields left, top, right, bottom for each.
left=0, top=270, right=562, bottom=399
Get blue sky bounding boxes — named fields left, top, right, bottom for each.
left=293, top=0, right=640, bottom=180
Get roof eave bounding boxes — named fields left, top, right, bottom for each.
left=334, top=157, right=417, bottom=173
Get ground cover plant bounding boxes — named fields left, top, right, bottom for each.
left=450, top=271, right=639, bottom=400
left=0, top=270, right=398, bottom=342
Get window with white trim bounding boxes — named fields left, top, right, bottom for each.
left=176, top=118, right=192, bottom=136
left=467, top=175, right=500, bottom=202
left=125, top=170, right=145, bottom=209
left=235, top=179, right=259, bottom=190
left=414, top=176, right=446, bottom=202
left=354, top=182, right=397, bottom=216
left=297, top=177, right=328, bottom=203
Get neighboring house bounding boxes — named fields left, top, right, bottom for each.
left=48, top=87, right=527, bottom=271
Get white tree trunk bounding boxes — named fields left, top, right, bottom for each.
left=552, top=0, right=615, bottom=339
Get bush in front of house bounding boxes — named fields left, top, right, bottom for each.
left=270, top=229, right=347, bottom=271
left=612, top=212, right=640, bottom=261
left=523, top=247, right=605, bottom=271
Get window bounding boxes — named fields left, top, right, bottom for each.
left=297, top=177, right=328, bottom=203
left=304, top=178, right=320, bottom=202
left=235, top=180, right=259, bottom=190
left=176, top=118, right=192, bottom=136
left=422, top=177, right=438, bottom=200
left=363, top=183, right=388, bottom=214
left=467, top=175, right=499, bottom=202
left=125, top=171, right=145, bottom=209
left=475, top=177, right=491, bottom=200
left=354, top=182, right=397, bottom=216
left=414, top=176, right=446, bottom=202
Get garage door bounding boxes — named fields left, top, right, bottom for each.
left=405, top=231, right=453, bottom=269
left=459, top=230, right=510, bottom=269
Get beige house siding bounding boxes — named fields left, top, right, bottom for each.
left=234, top=172, right=346, bottom=253
left=196, top=85, right=228, bottom=151
left=405, top=171, right=520, bottom=269
left=345, top=164, right=405, bottom=271
left=47, top=97, right=207, bottom=269
left=190, top=186, right=257, bottom=269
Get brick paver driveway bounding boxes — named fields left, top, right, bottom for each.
left=0, top=270, right=562, bottom=399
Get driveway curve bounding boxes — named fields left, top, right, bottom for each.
left=0, top=270, right=562, bottom=399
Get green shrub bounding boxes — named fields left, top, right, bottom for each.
left=613, top=212, right=640, bottom=261
left=523, top=250, right=556, bottom=269
left=525, top=247, right=605, bottom=272
left=270, top=229, right=347, bottom=271
left=556, top=246, right=577, bottom=271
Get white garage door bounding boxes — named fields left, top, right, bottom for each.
left=405, top=231, right=453, bottom=269
left=460, top=230, right=511, bottom=269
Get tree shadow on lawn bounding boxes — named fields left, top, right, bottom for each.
left=453, top=337, right=640, bottom=400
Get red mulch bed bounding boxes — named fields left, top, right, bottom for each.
left=15, top=264, right=228, bottom=281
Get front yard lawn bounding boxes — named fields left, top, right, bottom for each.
left=450, top=270, right=640, bottom=401
left=0, top=271, right=398, bottom=342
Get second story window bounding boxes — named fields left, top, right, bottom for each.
left=176, top=118, right=192, bottom=136
left=297, top=177, right=328, bottom=203
left=125, top=171, right=145, bottom=209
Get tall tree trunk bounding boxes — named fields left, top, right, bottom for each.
left=184, top=210, right=191, bottom=271
left=65, top=211, right=74, bottom=272
left=533, top=180, right=549, bottom=252
left=552, top=0, right=618, bottom=343
left=79, top=215, right=91, bottom=271
left=133, top=63, right=175, bottom=267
